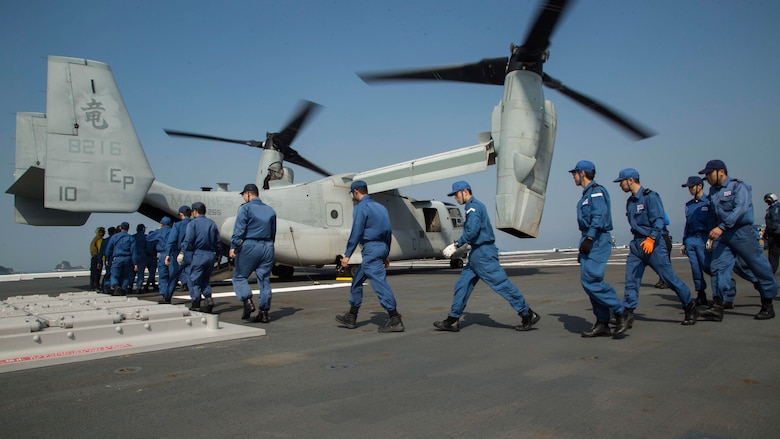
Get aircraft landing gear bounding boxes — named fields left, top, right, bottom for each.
left=335, top=264, right=358, bottom=278
left=449, top=258, right=464, bottom=269
left=272, top=264, right=294, bottom=279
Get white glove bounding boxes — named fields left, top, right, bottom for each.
left=443, top=243, right=458, bottom=258
left=176, top=252, right=184, bottom=265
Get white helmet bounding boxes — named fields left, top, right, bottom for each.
left=765, top=193, right=778, bottom=203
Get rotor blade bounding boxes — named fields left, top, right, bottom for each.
left=542, top=73, right=655, bottom=140
left=358, top=57, right=509, bottom=86
left=163, top=129, right=263, bottom=148
left=273, top=100, right=322, bottom=149
left=282, top=146, right=331, bottom=177
left=522, top=0, right=572, bottom=53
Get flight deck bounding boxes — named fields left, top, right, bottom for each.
left=0, top=248, right=777, bottom=438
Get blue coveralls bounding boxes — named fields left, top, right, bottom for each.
left=708, top=177, right=777, bottom=301
left=148, top=226, right=172, bottom=301
left=231, top=198, right=277, bottom=310
left=682, top=194, right=755, bottom=302
left=165, top=218, right=192, bottom=298
left=577, top=182, right=623, bottom=323
left=344, top=195, right=398, bottom=312
left=106, top=230, right=136, bottom=292
left=683, top=195, right=711, bottom=293
left=623, top=187, right=693, bottom=309
left=765, top=201, right=780, bottom=273
left=180, top=215, right=221, bottom=302
left=132, top=231, right=149, bottom=291
left=449, top=197, right=530, bottom=318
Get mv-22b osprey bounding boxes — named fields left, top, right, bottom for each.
left=7, top=0, right=650, bottom=278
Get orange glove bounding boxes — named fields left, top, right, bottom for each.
left=640, top=237, right=655, bottom=254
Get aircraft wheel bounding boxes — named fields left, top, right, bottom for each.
left=449, top=258, right=464, bottom=269
left=350, top=265, right=358, bottom=277
left=272, top=264, right=295, bottom=279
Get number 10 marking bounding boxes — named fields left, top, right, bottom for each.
left=59, top=186, right=77, bottom=201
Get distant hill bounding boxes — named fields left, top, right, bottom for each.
left=54, top=261, right=87, bottom=272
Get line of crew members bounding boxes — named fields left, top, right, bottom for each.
left=89, top=203, right=222, bottom=312
left=86, top=159, right=778, bottom=334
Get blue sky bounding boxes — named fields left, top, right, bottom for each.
left=1, top=0, right=779, bottom=272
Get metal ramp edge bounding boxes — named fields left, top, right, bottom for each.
left=0, top=291, right=265, bottom=373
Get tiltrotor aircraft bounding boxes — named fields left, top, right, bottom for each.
left=359, top=0, right=652, bottom=237
left=7, top=0, right=650, bottom=278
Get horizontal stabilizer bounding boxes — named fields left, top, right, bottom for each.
left=7, top=167, right=90, bottom=225
left=6, top=166, right=44, bottom=199
left=13, top=195, right=90, bottom=226
left=353, top=141, right=494, bottom=193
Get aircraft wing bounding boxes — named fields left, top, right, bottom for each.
left=352, top=140, right=494, bottom=193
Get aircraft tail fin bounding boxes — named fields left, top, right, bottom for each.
left=6, top=112, right=90, bottom=225
left=28, top=56, right=154, bottom=214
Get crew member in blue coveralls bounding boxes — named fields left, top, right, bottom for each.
left=434, top=181, right=539, bottom=332
left=165, top=206, right=192, bottom=299
left=178, top=202, right=221, bottom=313
left=697, top=160, right=777, bottom=320
left=148, top=217, right=173, bottom=303
left=106, top=222, right=136, bottom=296
left=614, top=168, right=697, bottom=326
left=132, top=224, right=149, bottom=294
left=335, top=180, right=405, bottom=332
left=681, top=176, right=711, bottom=306
left=230, top=183, right=277, bottom=323
left=570, top=161, right=628, bottom=338
left=682, top=177, right=762, bottom=312
left=762, top=193, right=780, bottom=273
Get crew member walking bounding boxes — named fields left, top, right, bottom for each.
left=613, top=168, right=697, bottom=326
left=178, top=202, right=221, bottom=313
left=763, top=192, right=780, bottom=273
left=569, top=161, right=628, bottom=337
left=698, top=160, right=776, bottom=320
left=335, top=180, right=405, bottom=332
left=230, top=183, right=277, bottom=323
left=681, top=176, right=711, bottom=306
left=105, top=222, right=136, bottom=296
left=434, top=181, right=539, bottom=332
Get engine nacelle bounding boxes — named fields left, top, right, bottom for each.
left=492, top=70, right=557, bottom=238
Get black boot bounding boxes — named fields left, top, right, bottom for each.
left=202, top=296, right=214, bottom=313
left=259, top=310, right=270, bottom=323
left=335, top=306, right=359, bottom=329
left=755, top=298, right=775, bottom=320
left=515, top=309, right=540, bottom=331
left=682, top=301, right=698, bottom=325
left=433, top=316, right=460, bottom=332
left=700, top=297, right=724, bottom=322
left=613, top=312, right=629, bottom=336
left=190, top=299, right=201, bottom=311
left=624, top=308, right=635, bottom=328
left=241, top=297, right=256, bottom=320
left=695, top=290, right=708, bottom=306
left=378, top=314, right=404, bottom=333
left=582, top=321, right=612, bottom=338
